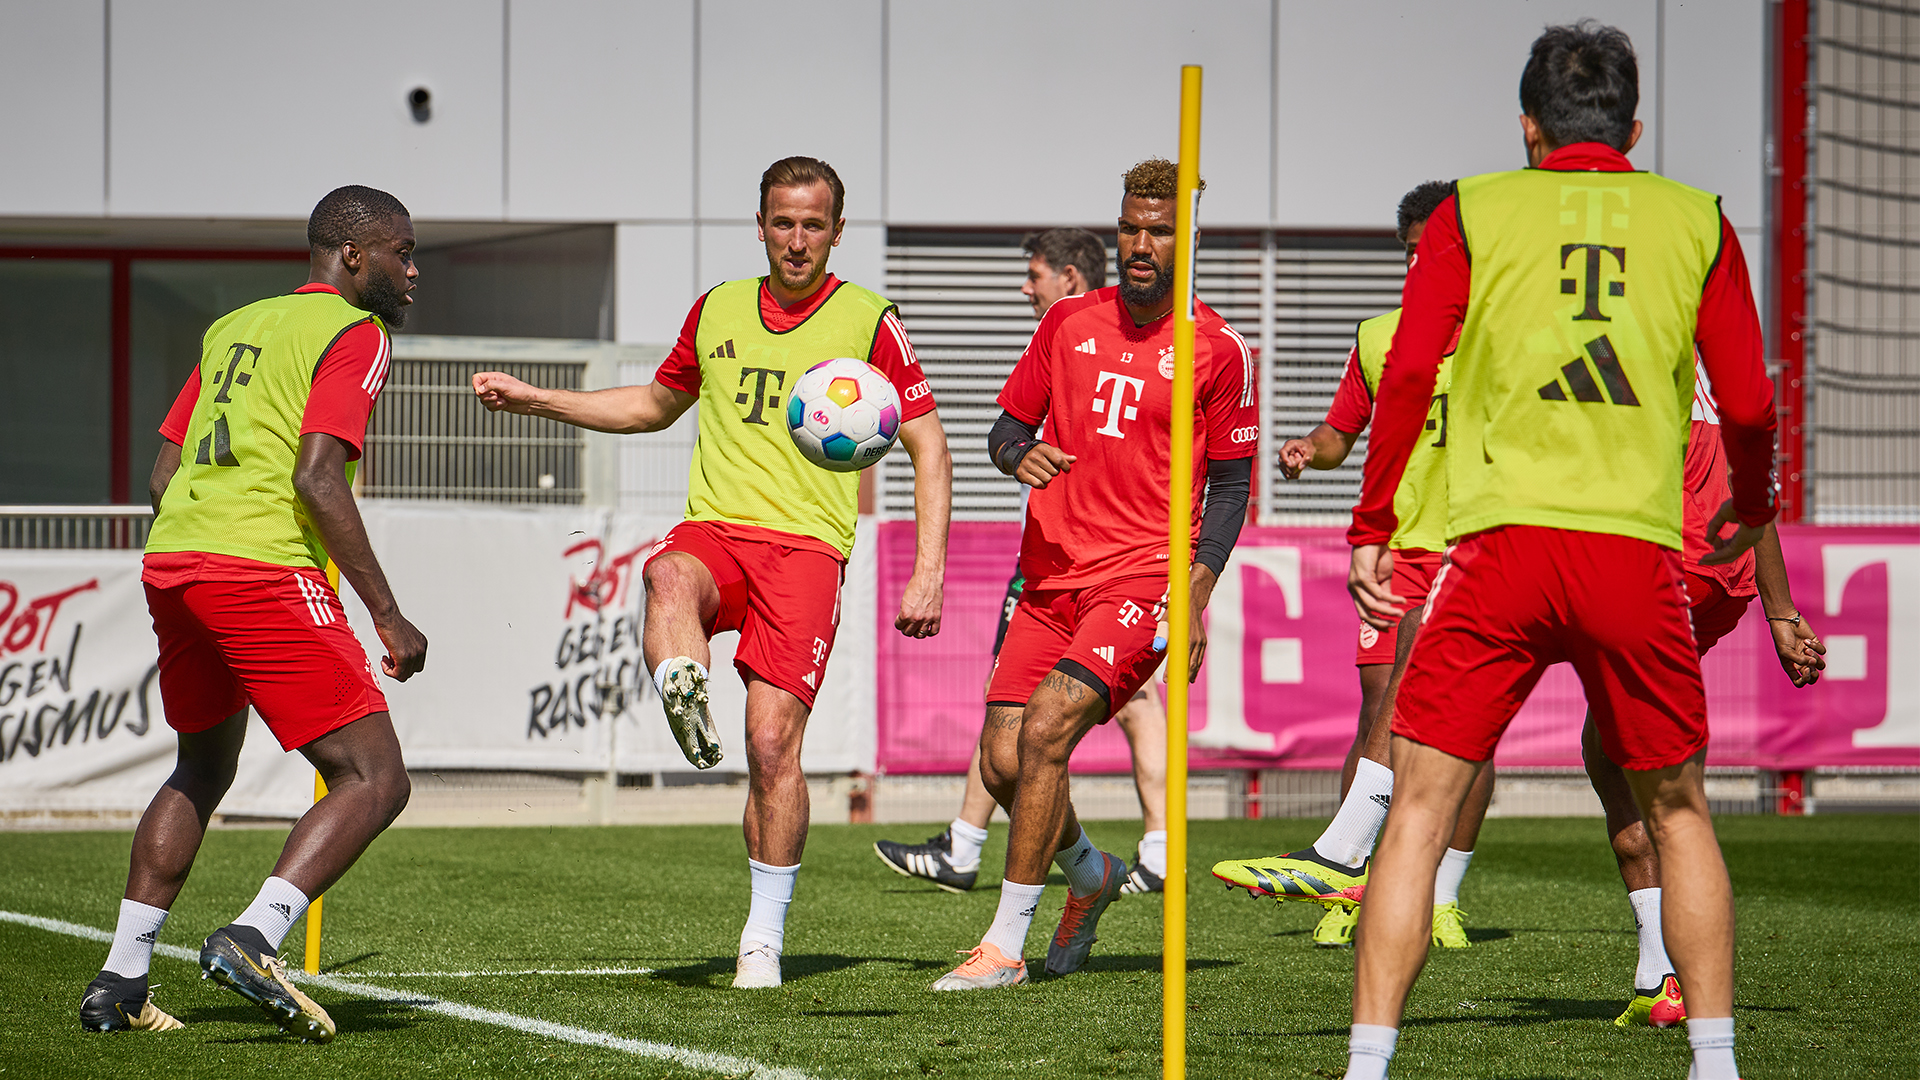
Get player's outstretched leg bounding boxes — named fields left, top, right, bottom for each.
left=81, top=711, right=249, bottom=1033
left=873, top=745, right=992, bottom=892
left=1583, top=715, right=1686, bottom=1025
left=642, top=551, right=724, bottom=769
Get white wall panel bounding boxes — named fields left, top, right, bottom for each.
left=696, top=0, right=884, bottom=227
left=510, top=0, right=694, bottom=221
left=889, top=0, right=1274, bottom=227
left=697, top=221, right=769, bottom=293
left=109, top=0, right=505, bottom=219
left=1660, top=0, right=1765, bottom=228
left=1274, top=0, right=1659, bottom=229
left=0, top=5, right=104, bottom=214
left=615, top=222, right=696, bottom=343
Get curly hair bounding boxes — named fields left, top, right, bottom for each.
left=307, top=185, right=410, bottom=253
left=1396, top=181, right=1456, bottom=242
left=1121, top=158, right=1205, bottom=201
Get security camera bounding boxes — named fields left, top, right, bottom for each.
left=409, top=86, right=431, bottom=122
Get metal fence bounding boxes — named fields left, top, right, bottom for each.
left=0, top=506, right=152, bottom=549
left=1806, top=0, right=1920, bottom=523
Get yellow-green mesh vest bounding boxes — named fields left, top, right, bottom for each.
left=685, top=278, right=893, bottom=556
left=1356, top=308, right=1451, bottom=552
left=1447, top=167, right=1723, bottom=548
left=146, top=290, right=386, bottom=569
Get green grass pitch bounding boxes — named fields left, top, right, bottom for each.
left=0, top=815, right=1913, bottom=1079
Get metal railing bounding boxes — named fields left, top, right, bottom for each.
left=0, top=506, right=153, bottom=549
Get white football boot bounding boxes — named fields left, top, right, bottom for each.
left=659, top=657, right=722, bottom=769
left=733, top=942, right=782, bottom=989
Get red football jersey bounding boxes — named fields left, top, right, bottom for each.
left=999, top=286, right=1258, bottom=589
left=1682, top=359, right=1758, bottom=596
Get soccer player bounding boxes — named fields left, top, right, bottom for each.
left=1341, top=24, right=1776, bottom=1080
left=473, top=157, right=951, bottom=990
left=81, top=185, right=427, bottom=1042
left=1210, top=182, right=1493, bottom=950
left=1596, top=362, right=1826, bottom=1027
left=874, top=228, right=1170, bottom=895
left=931, top=160, right=1257, bottom=990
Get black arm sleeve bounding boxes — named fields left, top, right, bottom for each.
left=987, top=410, right=1042, bottom=475
left=1193, top=456, right=1254, bottom=577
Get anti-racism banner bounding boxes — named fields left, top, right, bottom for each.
left=874, top=521, right=1920, bottom=774
left=0, top=552, right=314, bottom=817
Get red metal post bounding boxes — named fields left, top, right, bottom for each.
left=1772, top=0, right=1811, bottom=523
left=1777, top=769, right=1807, bottom=816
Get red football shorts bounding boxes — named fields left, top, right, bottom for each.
left=645, top=520, right=844, bottom=709
left=986, top=574, right=1166, bottom=722
left=1355, top=548, right=1445, bottom=665
left=146, top=571, right=387, bottom=752
left=1391, top=525, right=1707, bottom=771
left=1685, top=570, right=1753, bottom=656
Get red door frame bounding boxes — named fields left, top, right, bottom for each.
left=0, top=246, right=308, bottom=504
left=1771, top=0, right=1811, bottom=524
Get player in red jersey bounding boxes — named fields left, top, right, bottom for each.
left=1594, top=359, right=1826, bottom=1028
left=1342, top=26, right=1776, bottom=1080
left=932, top=159, right=1258, bottom=990
left=873, top=228, right=1171, bottom=896
left=1210, top=183, right=1493, bottom=950
left=83, top=186, right=426, bottom=1042
left=476, top=158, right=951, bottom=989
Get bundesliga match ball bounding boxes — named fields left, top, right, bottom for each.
left=786, top=357, right=902, bottom=472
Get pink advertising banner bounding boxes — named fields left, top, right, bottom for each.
left=875, top=522, right=1920, bottom=774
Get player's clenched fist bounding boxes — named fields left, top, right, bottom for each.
left=472, top=370, right=542, bottom=414
left=1014, top=443, right=1075, bottom=489
left=1278, top=437, right=1314, bottom=480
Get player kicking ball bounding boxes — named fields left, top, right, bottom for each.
left=1211, top=182, right=1494, bottom=950
left=1340, top=24, right=1776, bottom=1080
left=931, top=160, right=1257, bottom=990
left=475, top=157, right=951, bottom=989
left=81, top=186, right=427, bottom=1042
left=874, top=229, right=1170, bottom=896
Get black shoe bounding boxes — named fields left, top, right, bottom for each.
left=873, top=829, right=979, bottom=893
left=1120, top=860, right=1165, bottom=894
left=80, top=970, right=183, bottom=1032
left=200, top=924, right=335, bottom=1043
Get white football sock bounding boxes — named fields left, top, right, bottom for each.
left=741, top=859, right=799, bottom=953
left=1686, top=1016, right=1738, bottom=1080
left=1314, top=757, right=1394, bottom=867
left=948, top=818, right=989, bottom=870
left=1346, top=1023, right=1398, bottom=1080
left=233, top=876, right=310, bottom=952
left=101, top=898, right=169, bottom=979
left=1628, top=887, right=1674, bottom=989
left=1433, top=847, right=1474, bottom=906
left=982, top=880, right=1047, bottom=958
left=1055, top=827, right=1106, bottom=897
left=652, top=657, right=709, bottom=698
left=1137, top=830, right=1168, bottom=877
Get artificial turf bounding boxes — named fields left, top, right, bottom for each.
left=0, top=815, right=1913, bottom=1079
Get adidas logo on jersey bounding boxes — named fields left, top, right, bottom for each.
left=1073, top=338, right=1097, bottom=354
left=708, top=339, right=737, bottom=360
left=1093, top=646, right=1115, bottom=665
left=1538, top=334, right=1640, bottom=406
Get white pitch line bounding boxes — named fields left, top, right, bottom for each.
left=343, top=966, right=656, bottom=978
left=2, top=909, right=819, bottom=1080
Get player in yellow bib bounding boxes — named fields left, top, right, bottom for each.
left=474, top=157, right=952, bottom=989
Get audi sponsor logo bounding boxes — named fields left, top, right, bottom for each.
left=903, top=381, right=931, bottom=402
left=1230, top=425, right=1258, bottom=444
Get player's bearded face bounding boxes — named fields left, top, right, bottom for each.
left=354, top=215, right=417, bottom=328
left=1116, top=195, right=1178, bottom=310
left=760, top=181, right=841, bottom=297
left=1118, top=249, right=1173, bottom=308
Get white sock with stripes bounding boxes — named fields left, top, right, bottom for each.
left=233, top=876, right=310, bottom=952
left=101, top=899, right=169, bottom=979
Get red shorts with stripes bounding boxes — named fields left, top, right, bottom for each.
left=1685, top=570, right=1753, bottom=656
left=145, top=570, right=387, bottom=751
left=1355, top=548, right=1444, bottom=665
left=986, top=574, right=1167, bottom=722
left=644, top=520, right=845, bottom=709
left=1390, top=525, right=1707, bottom=771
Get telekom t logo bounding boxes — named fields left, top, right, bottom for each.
left=1091, top=371, right=1146, bottom=438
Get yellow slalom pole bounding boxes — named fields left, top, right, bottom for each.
left=1164, top=63, right=1202, bottom=1080
left=304, top=771, right=327, bottom=974
left=305, top=559, right=341, bottom=975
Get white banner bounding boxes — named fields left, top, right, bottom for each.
left=0, top=552, right=314, bottom=817
left=340, top=501, right=877, bottom=776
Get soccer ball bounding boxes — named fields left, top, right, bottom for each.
left=785, top=357, right=902, bottom=472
